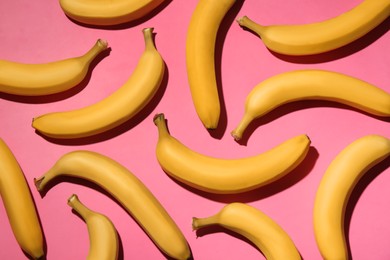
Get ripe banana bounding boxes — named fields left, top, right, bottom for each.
left=59, top=0, right=166, bottom=26
left=186, top=0, right=236, bottom=129
left=231, top=69, right=390, bottom=141
left=237, top=0, right=390, bottom=55
left=313, top=134, right=390, bottom=260
left=32, top=28, right=164, bottom=139
left=193, top=203, right=301, bottom=259
left=154, top=113, right=310, bottom=194
left=0, top=39, right=108, bottom=96
left=34, top=150, right=191, bottom=260
left=0, top=138, right=44, bottom=259
left=68, top=194, right=119, bottom=260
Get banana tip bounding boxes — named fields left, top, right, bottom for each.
left=97, top=39, right=108, bottom=49
left=191, top=217, right=200, bottom=231
left=33, top=176, right=44, bottom=192
left=230, top=130, right=242, bottom=141
left=153, top=113, right=165, bottom=125
left=67, top=194, right=78, bottom=205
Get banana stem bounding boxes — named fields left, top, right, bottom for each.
left=237, top=16, right=265, bottom=35
left=143, top=27, right=156, bottom=51
left=192, top=215, right=219, bottom=231
left=153, top=113, right=171, bottom=138
left=81, top=39, right=108, bottom=64
left=68, top=194, right=93, bottom=220
left=231, top=113, right=254, bottom=141
left=34, top=167, right=56, bottom=192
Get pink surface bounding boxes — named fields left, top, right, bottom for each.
left=0, top=0, right=389, bottom=259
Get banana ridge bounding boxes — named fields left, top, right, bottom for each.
left=59, top=0, right=166, bottom=26
left=154, top=113, right=311, bottom=194
left=313, top=134, right=390, bottom=260
left=192, top=203, right=302, bottom=259
left=32, top=28, right=164, bottom=139
left=68, top=194, right=119, bottom=260
left=237, top=0, right=390, bottom=55
left=231, top=69, right=390, bottom=141
left=0, top=39, right=108, bottom=96
left=186, top=0, right=236, bottom=129
left=34, top=150, right=191, bottom=260
left=0, top=138, right=45, bottom=259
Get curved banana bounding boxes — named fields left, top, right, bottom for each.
left=0, top=39, right=108, bottom=96
left=154, top=113, right=310, bottom=194
left=32, top=28, right=164, bottom=139
left=68, top=194, right=119, bottom=260
left=59, top=0, right=166, bottom=26
left=34, top=150, right=191, bottom=260
left=0, top=138, right=44, bottom=259
left=237, top=0, right=390, bottom=55
left=231, top=69, right=390, bottom=141
left=186, top=0, right=236, bottom=129
left=313, top=134, right=390, bottom=260
left=193, top=203, right=301, bottom=259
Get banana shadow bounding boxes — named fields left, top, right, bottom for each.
left=161, top=145, right=319, bottom=203
left=62, top=0, right=173, bottom=30
left=233, top=100, right=390, bottom=146
left=33, top=60, right=169, bottom=145
left=35, top=172, right=194, bottom=260
left=0, top=47, right=111, bottom=104
left=343, top=155, right=390, bottom=260
left=204, top=0, right=245, bottom=139
left=240, top=16, right=390, bottom=64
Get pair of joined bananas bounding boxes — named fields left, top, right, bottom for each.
left=32, top=27, right=164, bottom=139
left=59, top=0, right=166, bottom=26
left=0, top=39, right=108, bottom=96
left=193, top=203, right=301, bottom=259
left=0, top=138, right=44, bottom=259
left=154, top=113, right=310, bottom=194
left=34, top=150, right=191, bottom=260
left=237, top=0, right=390, bottom=55
left=68, top=194, right=119, bottom=260
left=314, top=134, right=390, bottom=259
left=186, top=0, right=236, bottom=129
left=231, top=69, right=390, bottom=141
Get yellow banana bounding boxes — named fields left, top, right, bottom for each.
left=0, top=39, right=108, bottom=96
left=32, top=28, right=164, bottom=139
left=0, top=138, right=44, bottom=259
left=154, top=113, right=310, bottom=194
left=68, top=194, right=119, bottom=260
left=237, top=0, right=390, bottom=55
left=193, top=203, right=301, bottom=259
left=313, top=134, right=390, bottom=260
left=186, top=0, right=236, bottom=129
left=231, top=69, right=390, bottom=141
left=34, top=150, right=191, bottom=260
left=59, top=0, right=166, bottom=26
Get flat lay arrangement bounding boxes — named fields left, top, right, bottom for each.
left=0, top=0, right=389, bottom=259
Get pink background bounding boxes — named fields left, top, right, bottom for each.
left=1, top=0, right=390, bottom=259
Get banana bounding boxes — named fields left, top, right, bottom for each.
left=0, top=39, right=108, bottom=96
left=67, top=194, right=119, bottom=260
left=0, top=138, right=44, bottom=259
left=231, top=69, right=390, bottom=141
left=186, top=0, right=236, bottom=129
left=154, top=113, right=310, bottom=194
left=59, top=0, right=166, bottom=26
left=34, top=150, right=191, bottom=260
left=193, top=202, right=301, bottom=259
left=32, top=28, right=164, bottom=139
left=237, top=0, right=390, bottom=55
left=313, top=134, right=390, bottom=260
